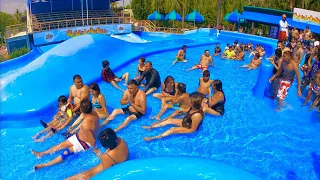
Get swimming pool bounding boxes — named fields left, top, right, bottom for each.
left=1, top=30, right=319, bottom=180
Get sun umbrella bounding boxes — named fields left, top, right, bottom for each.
left=185, top=9, right=205, bottom=27
left=165, top=10, right=182, bottom=21
left=224, top=10, right=243, bottom=23
left=148, top=10, right=164, bottom=20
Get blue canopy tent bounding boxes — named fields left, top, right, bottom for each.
left=185, top=9, right=205, bottom=28
left=148, top=10, right=164, bottom=20
left=224, top=10, right=244, bottom=30
left=165, top=10, right=182, bottom=27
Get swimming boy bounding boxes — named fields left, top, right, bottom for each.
left=101, top=80, right=146, bottom=132
left=31, top=99, right=100, bottom=170
left=101, top=60, right=129, bottom=92
left=172, top=45, right=187, bottom=65
left=269, top=50, right=302, bottom=111
left=187, top=50, right=213, bottom=72
left=68, top=75, right=90, bottom=115
left=33, top=95, right=74, bottom=142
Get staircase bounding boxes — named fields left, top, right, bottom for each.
left=133, top=20, right=155, bottom=32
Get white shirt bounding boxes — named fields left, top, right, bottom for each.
left=279, top=20, right=288, bottom=31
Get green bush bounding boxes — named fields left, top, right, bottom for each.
left=9, top=46, right=29, bottom=59
left=0, top=54, right=6, bottom=62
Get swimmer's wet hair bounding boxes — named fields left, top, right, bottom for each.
left=178, top=83, right=186, bottom=93
left=275, top=49, right=282, bottom=58
left=203, top=70, right=210, bottom=77
left=146, top=61, right=152, bottom=66
left=139, top=57, right=146, bottom=62
left=90, top=82, right=100, bottom=94
left=164, top=76, right=174, bottom=85
left=73, top=74, right=82, bottom=81
left=102, top=60, right=109, bottom=68
left=80, top=98, right=93, bottom=114
left=204, top=49, right=209, bottom=53
left=182, top=45, right=187, bottom=49
left=99, top=128, right=118, bottom=150
left=127, top=79, right=138, bottom=86
left=58, top=95, right=68, bottom=103
left=190, top=93, right=203, bottom=109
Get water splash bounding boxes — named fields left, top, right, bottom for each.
left=111, top=33, right=149, bottom=43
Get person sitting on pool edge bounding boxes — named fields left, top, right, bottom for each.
left=172, top=45, right=187, bottom=66
left=101, top=60, right=129, bottom=92
left=136, top=61, right=161, bottom=95
left=202, top=80, right=226, bottom=116
left=66, top=128, right=129, bottom=180
left=190, top=70, right=213, bottom=101
left=187, top=50, right=214, bottom=72
left=31, top=99, right=100, bottom=170
left=152, top=83, right=191, bottom=120
left=142, top=93, right=204, bottom=141
left=33, top=95, right=74, bottom=142
left=68, top=75, right=90, bottom=115
left=101, top=79, right=146, bottom=132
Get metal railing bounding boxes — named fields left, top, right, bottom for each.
left=5, top=24, right=28, bottom=39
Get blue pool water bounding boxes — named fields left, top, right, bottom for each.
left=1, top=31, right=319, bottom=180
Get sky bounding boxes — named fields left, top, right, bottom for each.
left=0, top=0, right=131, bottom=14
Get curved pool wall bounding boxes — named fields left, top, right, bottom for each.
left=0, top=32, right=221, bottom=120
left=218, top=31, right=276, bottom=99
left=0, top=44, right=42, bottom=75
left=92, top=156, right=263, bottom=180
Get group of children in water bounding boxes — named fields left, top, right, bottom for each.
left=30, top=38, right=319, bottom=179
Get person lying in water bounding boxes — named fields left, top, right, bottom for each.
left=65, top=83, right=109, bottom=137
left=31, top=99, right=100, bottom=170
left=101, top=60, right=129, bottom=92
left=187, top=50, right=214, bottom=72
left=101, top=80, right=146, bottom=132
left=152, top=83, right=191, bottom=120
left=142, top=93, right=204, bottom=141
left=33, top=95, right=74, bottom=142
left=202, top=80, right=226, bottom=116
left=239, top=53, right=261, bottom=70
left=66, top=128, right=129, bottom=180
left=302, top=71, right=320, bottom=111
left=172, top=45, right=187, bottom=66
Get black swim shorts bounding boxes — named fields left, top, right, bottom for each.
left=121, top=106, right=144, bottom=119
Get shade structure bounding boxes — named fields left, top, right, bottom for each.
left=165, top=10, right=182, bottom=21
left=148, top=10, right=164, bottom=20
left=224, top=10, right=243, bottom=23
left=185, top=10, right=205, bottom=22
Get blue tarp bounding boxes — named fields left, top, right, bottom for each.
left=28, top=0, right=119, bottom=14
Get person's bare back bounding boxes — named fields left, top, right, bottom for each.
left=293, top=47, right=303, bottom=64
left=77, top=110, right=100, bottom=144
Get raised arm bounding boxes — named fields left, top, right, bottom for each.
left=120, top=90, right=130, bottom=105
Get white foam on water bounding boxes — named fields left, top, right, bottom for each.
left=111, top=33, right=149, bottom=43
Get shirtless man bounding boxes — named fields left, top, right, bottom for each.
left=235, top=48, right=245, bottom=61
left=291, top=26, right=299, bottom=41
left=292, top=41, right=303, bottom=64
left=101, top=80, right=146, bottom=132
left=68, top=75, right=90, bottom=115
left=31, top=99, right=100, bottom=170
left=136, top=61, right=161, bottom=95
left=303, top=71, right=320, bottom=111
left=239, top=53, right=261, bottom=70
left=172, top=45, right=187, bottom=65
left=186, top=50, right=213, bottom=72
left=304, top=26, right=312, bottom=47
left=190, top=70, right=213, bottom=100
left=269, top=50, right=302, bottom=111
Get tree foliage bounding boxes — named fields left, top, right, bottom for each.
left=130, top=0, right=320, bottom=26
left=0, top=10, right=26, bottom=40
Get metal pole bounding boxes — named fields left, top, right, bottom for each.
left=217, top=0, right=221, bottom=30
left=81, top=0, right=84, bottom=26
left=122, top=0, right=125, bottom=18
left=86, top=0, right=89, bottom=25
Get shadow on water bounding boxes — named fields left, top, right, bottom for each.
left=312, top=152, right=320, bottom=180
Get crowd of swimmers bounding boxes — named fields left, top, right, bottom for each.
left=30, top=38, right=319, bottom=178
